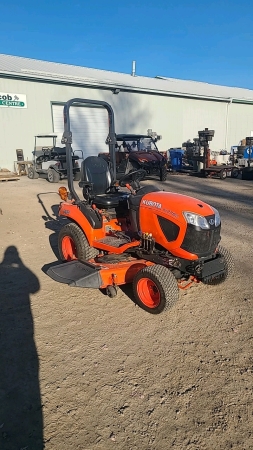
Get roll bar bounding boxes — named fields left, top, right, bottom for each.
left=61, top=98, right=116, bottom=204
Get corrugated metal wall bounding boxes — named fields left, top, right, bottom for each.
left=227, top=103, right=253, bottom=149
left=115, top=93, right=228, bottom=151
left=0, top=76, right=253, bottom=171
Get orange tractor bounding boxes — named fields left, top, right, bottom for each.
left=47, top=98, right=233, bottom=314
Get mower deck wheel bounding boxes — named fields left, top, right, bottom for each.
left=133, top=265, right=179, bottom=314
left=106, top=285, right=118, bottom=298
left=48, top=168, right=60, bottom=183
left=58, top=222, right=98, bottom=262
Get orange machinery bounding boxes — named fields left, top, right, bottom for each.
left=47, top=99, right=233, bottom=314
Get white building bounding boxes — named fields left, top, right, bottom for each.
left=1, top=53, right=253, bottom=171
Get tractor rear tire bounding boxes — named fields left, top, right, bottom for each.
left=159, top=166, right=167, bottom=181
left=58, top=222, right=98, bottom=262
left=203, top=245, right=234, bottom=285
left=133, top=265, right=179, bottom=314
left=27, top=167, right=39, bottom=179
left=48, top=168, right=60, bottom=183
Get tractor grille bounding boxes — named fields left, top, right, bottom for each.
left=181, top=224, right=221, bottom=257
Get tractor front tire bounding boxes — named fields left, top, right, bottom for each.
left=48, top=168, right=60, bottom=183
left=58, top=222, right=98, bottom=262
left=203, top=245, right=234, bottom=285
left=159, top=166, right=167, bottom=181
left=133, top=265, right=179, bottom=314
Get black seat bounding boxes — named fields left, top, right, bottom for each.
left=79, top=156, right=128, bottom=209
left=52, top=146, right=67, bottom=155
left=50, top=147, right=79, bottom=160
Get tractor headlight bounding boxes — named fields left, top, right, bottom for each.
left=183, top=212, right=210, bottom=229
left=212, top=207, right=221, bottom=227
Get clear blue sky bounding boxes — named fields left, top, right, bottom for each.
left=1, top=0, right=253, bottom=89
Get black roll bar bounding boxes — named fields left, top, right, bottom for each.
left=61, top=98, right=116, bottom=204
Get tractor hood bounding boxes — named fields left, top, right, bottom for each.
left=139, top=191, right=221, bottom=259
left=140, top=191, right=215, bottom=220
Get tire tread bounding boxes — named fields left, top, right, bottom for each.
left=48, top=168, right=60, bottom=183
left=58, top=222, right=98, bottom=262
left=133, top=264, right=178, bottom=314
left=159, top=166, right=167, bottom=181
left=203, top=244, right=234, bottom=285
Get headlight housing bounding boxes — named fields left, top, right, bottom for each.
left=183, top=212, right=210, bottom=229
left=212, top=207, right=221, bottom=227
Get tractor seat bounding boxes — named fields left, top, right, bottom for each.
left=79, top=156, right=128, bottom=209
left=89, top=193, right=128, bottom=209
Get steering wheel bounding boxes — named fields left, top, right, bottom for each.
left=119, top=169, right=146, bottom=188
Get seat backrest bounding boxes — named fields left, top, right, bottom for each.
left=81, top=156, right=112, bottom=195
left=16, top=149, right=24, bottom=161
left=51, top=147, right=67, bottom=158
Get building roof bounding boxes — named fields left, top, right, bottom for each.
left=1, top=53, right=253, bottom=103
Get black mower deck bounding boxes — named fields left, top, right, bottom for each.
left=47, top=260, right=102, bottom=288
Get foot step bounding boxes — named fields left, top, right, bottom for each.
left=97, top=236, right=130, bottom=248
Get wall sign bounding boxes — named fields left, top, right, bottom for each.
left=0, top=93, right=27, bottom=108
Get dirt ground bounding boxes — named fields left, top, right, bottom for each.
left=0, top=173, right=253, bottom=450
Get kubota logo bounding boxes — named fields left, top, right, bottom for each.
left=142, top=200, right=162, bottom=209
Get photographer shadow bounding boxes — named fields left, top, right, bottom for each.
left=0, top=246, right=43, bottom=449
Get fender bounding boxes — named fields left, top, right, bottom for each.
left=59, top=202, right=104, bottom=244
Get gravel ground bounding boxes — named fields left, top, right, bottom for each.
left=0, top=173, right=253, bottom=450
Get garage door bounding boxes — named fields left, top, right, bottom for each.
left=52, top=103, right=109, bottom=158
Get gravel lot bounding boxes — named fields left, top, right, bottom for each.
left=0, top=173, right=253, bottom=450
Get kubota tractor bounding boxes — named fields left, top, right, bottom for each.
left=46, top=98, right=233, bottom=314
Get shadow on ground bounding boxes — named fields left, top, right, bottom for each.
left=37, top=193, right=66, bottom=260
left=0, top=246, right=43, bottom=450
